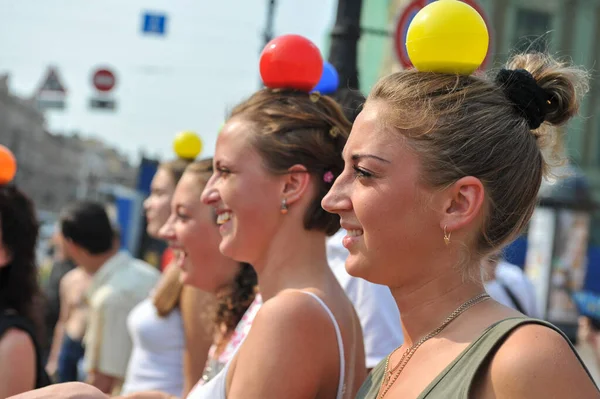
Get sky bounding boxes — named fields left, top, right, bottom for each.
left=0, top=0, right=337, bottom=162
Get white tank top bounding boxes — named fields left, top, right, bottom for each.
left=187, top=291, right=346, bottom=399
left=121, top=298, right=185, bottom=396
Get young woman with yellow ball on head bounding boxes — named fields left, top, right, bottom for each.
left=322, top=0, right=599, bottom=398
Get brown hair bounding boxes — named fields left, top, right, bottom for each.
left=182, top=159, right=259, bottom=349
left=369, top=53, right=588, bottom=270
left=159, top=158, right=194, bottom=187
left=152, top=158, right=213, bottom=317
left=213, top=263, right=258, bottom=355
left=229, top=89, right=352, bottom=236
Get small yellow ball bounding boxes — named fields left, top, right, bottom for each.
left=173, top=131, right=203, bottom=160
left=406, top=0, right=489, bottom=75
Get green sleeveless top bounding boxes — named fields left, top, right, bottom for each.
left=356, top=318, right=598, bottom=398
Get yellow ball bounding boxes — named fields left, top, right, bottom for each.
left=173, top=131, right=202, bottom=159
left=406, top=0, right=489, bottom=75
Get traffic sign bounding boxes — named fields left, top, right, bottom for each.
left=90, top=98, right=116, bottom=110
left=35, top=67, right=67, bottom=111
left=36, top=67, right=67, bottom=95
left=92, top=69, right=116, bottom=92
left=142, top=12, right=167, bottom=36
left=394, top=0, right=491, bottom=70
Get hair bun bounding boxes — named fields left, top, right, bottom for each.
left=495, top=68, right=551, bottom=130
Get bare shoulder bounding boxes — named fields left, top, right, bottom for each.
left=0, top=329, right=36, bottom=395
left=228, top=290, right=336, bottom=397
left=239, top=289, right=337, bottom=360
left=487, top=323, right=599, bottom=398
left=62, top=267, right=84, bottom=285
left=253, top=289, right=332, bottom=331
left=0, top=328, right=35, bottom=357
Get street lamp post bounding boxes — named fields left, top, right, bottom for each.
left=328, top=0, right=363, bottom=91
left=263, top=0, right=277, bottom=48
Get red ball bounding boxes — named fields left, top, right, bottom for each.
left=259, top=34, right=323, bottom=92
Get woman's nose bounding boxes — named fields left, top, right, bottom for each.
left=158, top=214, right=176, bottom=240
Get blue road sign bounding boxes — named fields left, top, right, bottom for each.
left=142, top=12, right=167, bottom=36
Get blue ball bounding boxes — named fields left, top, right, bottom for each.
left=312, top=62, right=339, bottom=94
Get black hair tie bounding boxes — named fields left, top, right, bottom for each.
left=495, top=68, right=551, bottom=130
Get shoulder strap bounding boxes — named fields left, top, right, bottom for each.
left=497, top=279, right=527, bottom=315
left=0, top=313, right=51, bottom=388
left=421, top=318, right=598, bottom=397
left=300, top=291, right=346, bottom=399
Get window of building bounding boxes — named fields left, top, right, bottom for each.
left=513, top=8, right=554, bottom=53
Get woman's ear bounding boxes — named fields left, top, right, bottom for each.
left=439, top=176, right=485, bottom=234
left=281, top=164, right=311, bottom=206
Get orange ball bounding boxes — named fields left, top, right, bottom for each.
left=0, top=145, right=17, bottom=184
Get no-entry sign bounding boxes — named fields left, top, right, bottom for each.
left=394, top=0, right=491, bottom=70
left=92, top=69, right=117, bottom=92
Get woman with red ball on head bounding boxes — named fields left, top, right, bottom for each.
left=189, top=35, right=366, bottom=399
left=322, top=3, right=598, bottom=399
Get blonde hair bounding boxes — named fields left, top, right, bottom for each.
left=152, top=158, right=214, bottom=316
left=153, top=264, right=184, bottom=317
left=369, top=53, right=588, bottom=272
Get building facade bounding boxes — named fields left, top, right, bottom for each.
left=0, top=74, right=137, bottom=214
left=357, top=0, right=600, bottom=236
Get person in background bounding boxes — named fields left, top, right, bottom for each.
left=578, top=316, right=600, bottom=383
left=45, top=257, right=91, bottom=383
left=0, top=184, right=51, bottom=397
left=121, top=159, right=260, bottom=399
left=122, top=158, right=216, bottom=397
left=9, top=160, right=259, bottom=399
left=328, top=88, right=403, bottom=370
left=482, top=252, right=541, bottom=318
left=59, top=201, right=159, bottom=395
left=143, top=159, right=190, bottom=273
left=42, top=231, right=76, bottom=370
left=160, top=161, right=260, bottom=387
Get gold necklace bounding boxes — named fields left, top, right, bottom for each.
left=378, top=293, right=491, bottom=399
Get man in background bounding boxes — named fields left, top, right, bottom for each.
left=59, top=201, right=159, bottom=395
left=482, top=252, right=541, bottom=318
left=42, top=231, right=76, bottom=368
left=45, top=260, right=91, bottom=383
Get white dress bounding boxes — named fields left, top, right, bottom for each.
left=187, top=291, right=346, bottom=399
left=121, top=298, right=185, bottom=396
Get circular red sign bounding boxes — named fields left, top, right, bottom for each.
left=394, top=0, right=491, bottom=70
left=92, top=69, right=116, bottom=92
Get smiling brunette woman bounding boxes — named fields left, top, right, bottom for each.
left=322, top=52, right=599, bottom=398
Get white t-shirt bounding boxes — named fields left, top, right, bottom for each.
left=326, top=230, right=403, bottom=368
left=485, top=261, right=541, bottom=318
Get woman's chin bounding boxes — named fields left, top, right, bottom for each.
left=219, top=237, right=240, bottom=261
left=345, top=255, right=376, bottom=282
